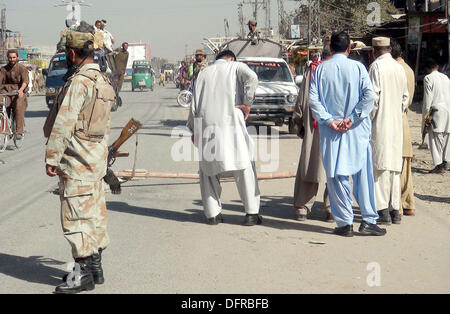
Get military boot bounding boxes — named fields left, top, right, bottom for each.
left=55, top=256, right=95, bottom=294
left=90, top=248, right=104, bottom=284
left=62, top=249, right=104, bottom=284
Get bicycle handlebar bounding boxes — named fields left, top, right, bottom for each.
left=0, top=91, right=19, bottom=96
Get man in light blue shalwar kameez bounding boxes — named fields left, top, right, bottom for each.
left=308, top=32, right=387, bottom=237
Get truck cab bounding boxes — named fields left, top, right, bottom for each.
left=44, top=52, right=106, bottom=108
left=238, top=57, right=299, bottom=133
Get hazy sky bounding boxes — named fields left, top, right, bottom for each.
left=5, top=0, right=300, bottom=60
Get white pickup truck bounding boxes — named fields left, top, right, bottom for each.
left=238, top=57, right=300, bottom=133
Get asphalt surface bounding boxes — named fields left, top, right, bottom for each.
left=0, top=82, right=449, bottom=294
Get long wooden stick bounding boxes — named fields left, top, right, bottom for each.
left=114, top=171, right=296, bottom=181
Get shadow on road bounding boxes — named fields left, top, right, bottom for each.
left=25, top=110, right=48, bottom=118
left=107, top=201, right=205, bottom=224
left=414, top=193, right=450, bottom=204
left=0, top=253, right=66, bottom=286
left=107, top=199, right=335, bottom=235
left=411, top=166, right=430, bottom=174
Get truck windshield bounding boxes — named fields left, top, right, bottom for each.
left=134, top=67, right=150, bottom=73
left=242, top=61, right=292, bottom=82
left=49, top=56, right=67, bottom=72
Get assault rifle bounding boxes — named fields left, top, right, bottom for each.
left=104, top=118, right=142, bottom=194
left=421, top=107, right=438, bottom=146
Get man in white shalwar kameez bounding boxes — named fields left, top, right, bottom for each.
left=422, top=58, right=450, bottom=173
left=369, top=37, right=409, bottom=225
left=187, top=50, right=262, bottom=226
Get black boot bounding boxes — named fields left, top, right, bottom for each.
left=91, top=248, right=104, bottom=284
left=55, top=256, right=95, bottom=294
left=62, top=249, right=104, bottom=284
left=390, top=210, right=401, bottom=224
left=377, top=209, right=391, bottom=225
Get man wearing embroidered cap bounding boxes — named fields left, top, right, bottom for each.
left=44, top=30, right=116, bottom=294
left=368, top=36, right=410, bottom=225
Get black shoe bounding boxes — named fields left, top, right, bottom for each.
left=333, top=225, right=353, bottom=237
left=207, top=213, right=224, bottom=225
left=390, top=210, right=401, bottom=225
left=55, top=257, right=95, bottom=294
left=377, top=209, right=392, bottom=225
left=429, top=164, right=445, bottom=174
left=358, top=221, right=387, bottom=236
left=62, top=249, right=104, bottom=284
left=90, top=248, right=104, bottom=284
left=243, top=214, right=262, bottom=226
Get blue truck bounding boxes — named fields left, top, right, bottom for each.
left=44, top=52, right=120, bottom=109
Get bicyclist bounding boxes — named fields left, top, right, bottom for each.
left=0, top=49, right=29, bottom=140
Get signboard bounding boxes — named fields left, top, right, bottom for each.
left=290, top=24, right=300, bottom=39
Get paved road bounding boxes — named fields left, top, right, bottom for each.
left=0, top=82, right=449, bottom=294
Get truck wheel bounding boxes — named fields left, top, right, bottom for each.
left=288, top=118, right=298, bottom=135
left=132, top=85, right=135, bottom=92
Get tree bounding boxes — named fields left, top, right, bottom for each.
left=284, top=0, right=400, bottom=39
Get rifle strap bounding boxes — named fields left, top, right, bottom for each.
left=131, top=133, right=138, bottom=178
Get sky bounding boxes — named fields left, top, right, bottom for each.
left=4, top=0, right=301, bottom=60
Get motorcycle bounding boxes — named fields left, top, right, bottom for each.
left=177, top=80, right=192, bottom=108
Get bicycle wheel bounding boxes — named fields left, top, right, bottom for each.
left=0, top=114, right=9, bottom=152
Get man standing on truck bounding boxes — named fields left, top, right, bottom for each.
left=247, top=20, right=261, bottom=44
left=0, top=49, right=29, bottom=140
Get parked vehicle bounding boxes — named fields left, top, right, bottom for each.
left=238, top=57, right=299, bottom=133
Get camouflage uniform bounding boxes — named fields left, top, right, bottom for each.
left=193, top=60, right=208, bottom=81
left=45, top=62, right=114, bottom=259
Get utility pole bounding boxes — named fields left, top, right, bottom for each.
left=224, top=18, right=230, bottom=37
left=277, top=0, right=285, bottom=37
left=308, top=0, right=321, bottom=45
left=238, top=2, right=245, bottom=38
left=0, top=3, right=6, bottom=49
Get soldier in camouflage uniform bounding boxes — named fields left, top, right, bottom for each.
left=247, top=20, right=261, bottom=44
left=191, top=49, right=209, bottom=82
left=45, top=31, right=116, bottom=294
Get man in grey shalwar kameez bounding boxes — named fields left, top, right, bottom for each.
left=187, top=50, right=262, bottom=226
left=293, top=48, right=332, bottom=222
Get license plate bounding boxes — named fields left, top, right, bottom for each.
left=139, top=80, right=146, bottom=86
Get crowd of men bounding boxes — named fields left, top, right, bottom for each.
left=293, top=32, right=449, bottom=235
left=189, top=31, right=450, bottom=237
left=40, top=23, right=449, bottom=294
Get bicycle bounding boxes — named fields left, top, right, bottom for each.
left=0, top=91, right=24, bottom=152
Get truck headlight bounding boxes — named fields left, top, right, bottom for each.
left=46, top=87, right=56, bottom=94
left=287, top=94, right=298, bottom=104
